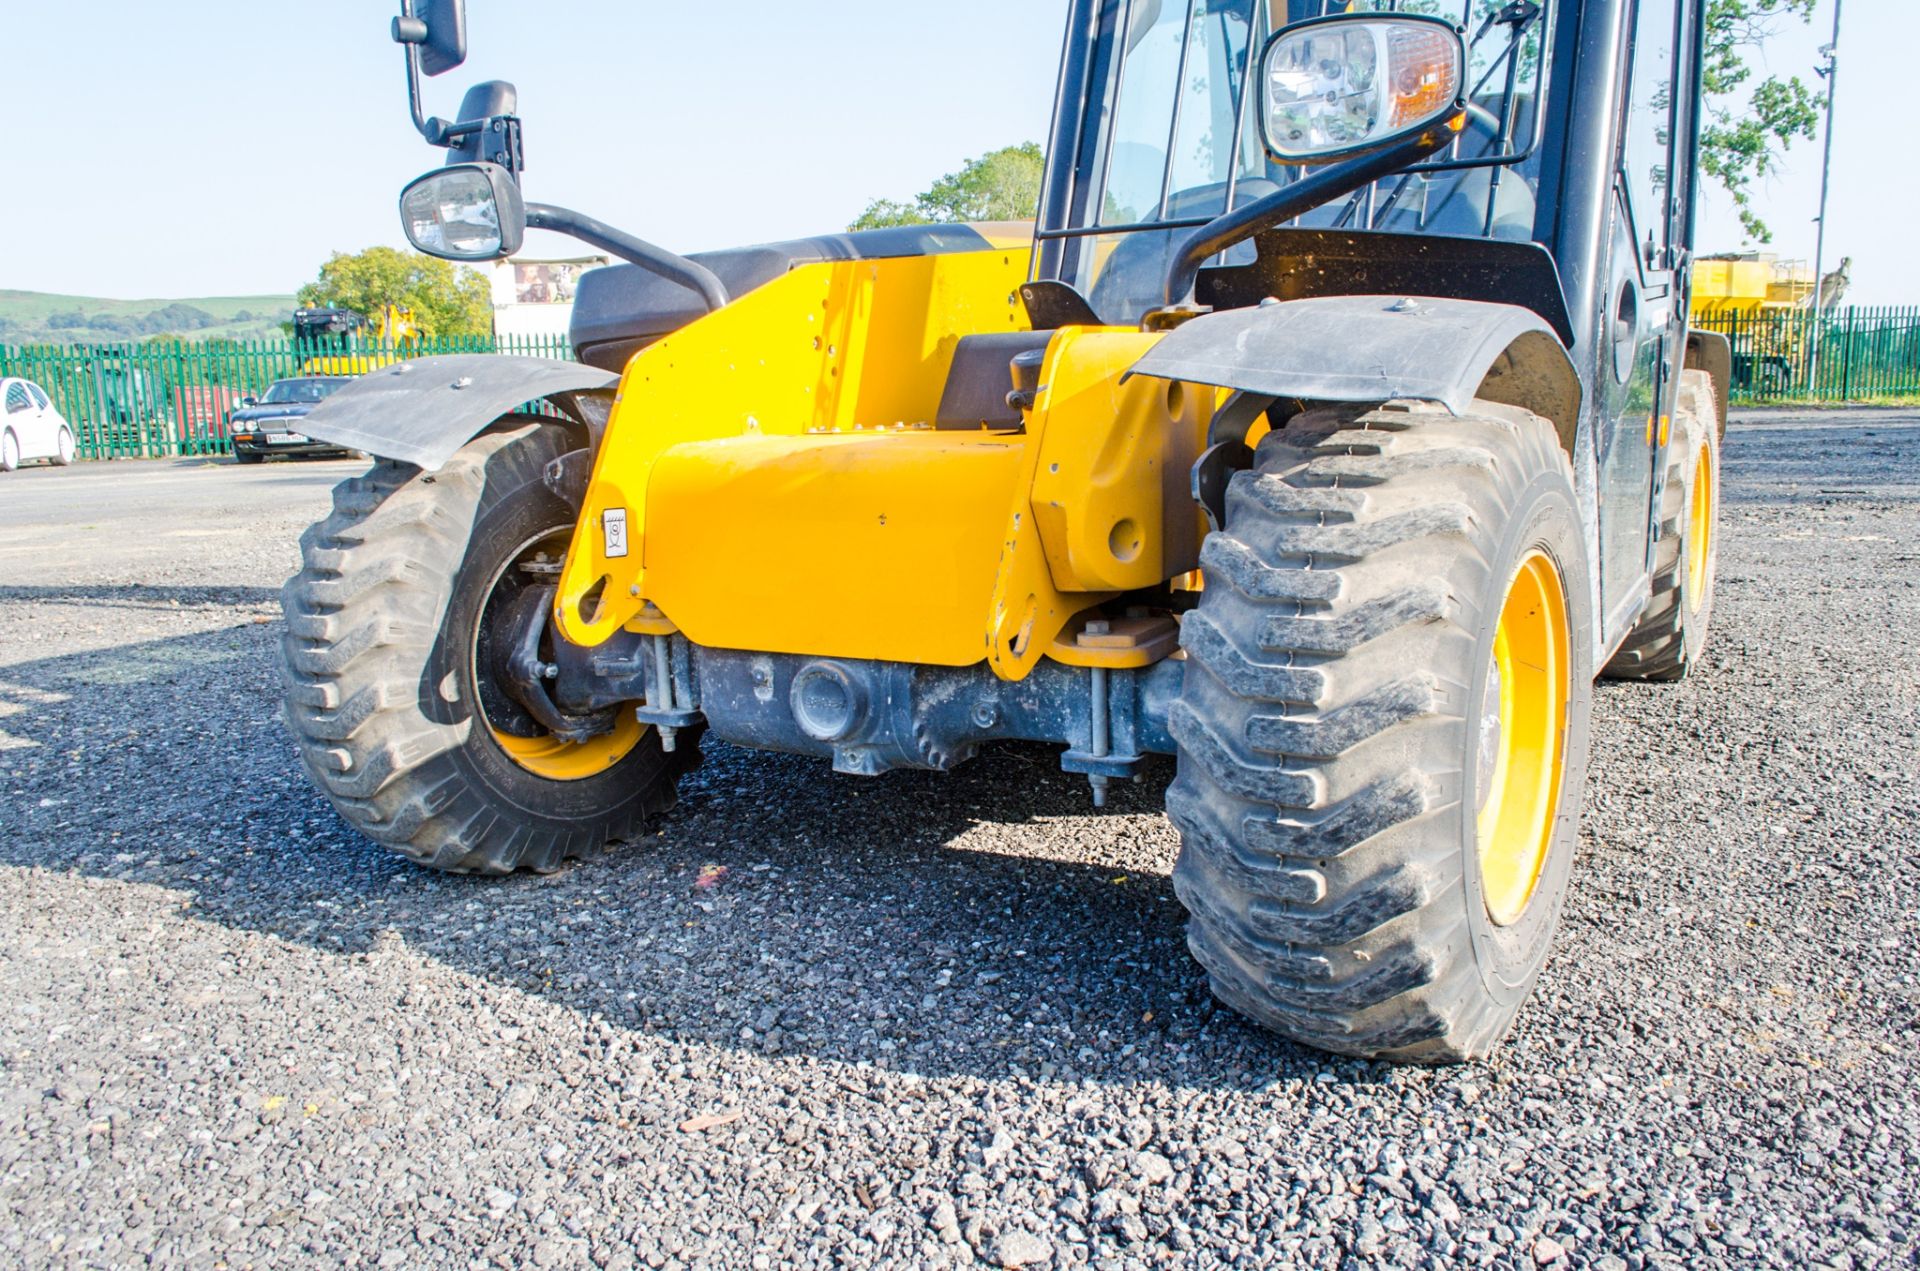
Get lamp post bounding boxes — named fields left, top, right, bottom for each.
left=1806, top=0, right=1844, bottom=395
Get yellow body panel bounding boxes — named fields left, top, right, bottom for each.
left=982, top=327, right=1205, bottom=679
left=553, top=242, right=1217, bottom=680
left=643, top=431, right=1025, bottom=665
left=1029, top=330, right=1210, bottom=593
left=555, top=246, right=1031, bottom=646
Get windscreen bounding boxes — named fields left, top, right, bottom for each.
left=262, top=379, right=345, bottom=405
left=1051, top=0, right=1553, bottom=322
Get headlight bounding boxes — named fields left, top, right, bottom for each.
left=1260, top=16, right=1465, bottom=163
left=399, top=161, right=525, bottom=261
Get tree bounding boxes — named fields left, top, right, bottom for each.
left=296, top=246, right=494, bottom=339
left=1701, top=0, right=1823, bottom=243
left=850, top=144, right=1046, bottom=231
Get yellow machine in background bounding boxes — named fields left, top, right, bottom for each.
left=1691, top=253, right=1852, bottom=394
left=1690, top=253, right=1816, bottom=318
left=293, top=304, right=420, bottom=375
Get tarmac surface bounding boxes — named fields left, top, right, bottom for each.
left=0, top=413, right=1915, bottom=1269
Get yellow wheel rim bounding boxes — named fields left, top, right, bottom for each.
left=490, top=710, right=645, bottom=781
left=1687, top=445, right=1714, bottom=612
left=1474, top=549, right=1572, bottom=927
left=477, top=528, right=648, bottom=782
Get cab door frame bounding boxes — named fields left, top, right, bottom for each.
left=1595, top=0, right=1693, bottom=651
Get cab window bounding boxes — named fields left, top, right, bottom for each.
left=1100, top=0, right=1259, bottom=226
left=1622, top=0, right=1681, bottom=265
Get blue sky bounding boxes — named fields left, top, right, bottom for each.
left=1, top=0, right=1905, bottom=305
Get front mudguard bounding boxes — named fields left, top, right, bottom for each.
left=1126, top=294, right=1581, bottom=447
left=298, top=353, right=616, bottom=471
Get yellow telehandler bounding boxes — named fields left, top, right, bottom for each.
left=287, top=0, right=1730, bottom=1061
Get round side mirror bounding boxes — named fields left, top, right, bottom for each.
left=399, top=161, right=525, bottom=261
left=1260, top=14, right=1466, bottom=164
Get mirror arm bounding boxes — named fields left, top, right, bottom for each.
left=524, top=204, right=731, bottom=313
left=394, top=20, right=452, bottom=146
left=1162, top=122, right=1459, bottom=307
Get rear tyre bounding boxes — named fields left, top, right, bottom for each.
left=1168, top=400, right=1593, bottom=1063
left=280, top=419, right=699, bottom=874
left=53, top=427, right=74, bottom=466
left=1602, top=369, right=1719, bottom=681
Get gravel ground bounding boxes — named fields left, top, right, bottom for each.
left=0, top=416, right=1915, bottom=1270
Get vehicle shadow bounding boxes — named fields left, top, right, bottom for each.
left=0, top=583, right=1329, bottom=1094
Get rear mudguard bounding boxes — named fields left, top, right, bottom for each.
left=1126, top=294, right=1581, bottom=450
left=1684, top=327, right=1732, bottom=437
left=298, top=353, right=616, bottom=471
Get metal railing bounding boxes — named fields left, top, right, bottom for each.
left=6, top=306, right=1916, bottom=461
left=1692, top=306, right=1920, bottom=405
left=0, top=333, right=575, bottom=460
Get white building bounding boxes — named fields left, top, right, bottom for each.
left=488, top=255, right=612, bottom=340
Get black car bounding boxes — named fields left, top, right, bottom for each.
left=229, top=377, right=353, bottom=463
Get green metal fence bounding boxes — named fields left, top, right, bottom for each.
left=7, top=306, right=1919, bottom=459
left=1692, top=306, right=1920, bottom=405
left=0, top=333, right=575, bottom=460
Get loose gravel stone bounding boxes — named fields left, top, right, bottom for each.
left=0, top=413, right=1915, bottom=1269
left=991, top=1228, right=1052, bottom=1267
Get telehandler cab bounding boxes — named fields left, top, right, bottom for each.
left=287, top=0, right=1728, bottom=1062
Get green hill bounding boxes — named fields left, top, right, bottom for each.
left=0, top=290, right=296, bottom=346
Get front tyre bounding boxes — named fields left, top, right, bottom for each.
left=53, top=427, right=75, bottom=466
left=280, top=420, right=698, bottom=874
left=1168, top=401, right=1594, bottom=1063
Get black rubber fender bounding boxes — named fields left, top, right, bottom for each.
left=297, top=354, right=615, bottom=471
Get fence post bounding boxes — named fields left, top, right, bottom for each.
left=1840, top=309, right=1856, bottom=402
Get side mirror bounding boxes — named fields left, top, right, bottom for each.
left=416, top=0, right=467, bottom=77
left=240, top=397, right=257, bottom=408
left=400, top=162, right=525, bottom=261
left=1259, top=14, right=1465, bottom=164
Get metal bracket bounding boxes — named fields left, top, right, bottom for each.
left=543, top=450, right=593, bottom=514
left=1192, top=441, right=1254, bottom=534
left=1019, top=280, right=1103, bottom=330
left=633, top=634, right=703, bottom=750
left=499, top=585, right=617, bottom=744
left=1206, top=389, right=1277, bottom=448
left=1186, top=389, right=1272, bottom=533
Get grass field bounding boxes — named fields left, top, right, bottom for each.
left=0, top=289, right=296, bottom=345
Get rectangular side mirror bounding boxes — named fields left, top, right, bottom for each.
left=418, top=0, right=467, bottom=77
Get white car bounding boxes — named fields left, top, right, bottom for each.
left=1, top=378, right=76, bottom=471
